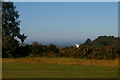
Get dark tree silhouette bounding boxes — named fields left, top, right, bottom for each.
left=2, top=2, right=27, bottom=42
left=2, top=2, right=27, bottom=57
left=2, top=36, right=19, bottom=58
left=85, top=38, right=91, bottom=44
left=18, top=34, right=27, bottom=43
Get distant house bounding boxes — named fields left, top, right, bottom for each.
left=75, top=44, right=79, bottom=48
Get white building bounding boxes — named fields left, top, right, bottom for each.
left=75, top=44, right=79, bottom=48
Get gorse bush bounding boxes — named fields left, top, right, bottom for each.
left=29, top=44, right=45, bottom=57
left=60, top=45, right=119, bottom=60
left=29, top=44, right=59, bottom=57
left=59, top=36, right=120, bottom=60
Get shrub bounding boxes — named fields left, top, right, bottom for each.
left=16, top=45, right=30, bottom=57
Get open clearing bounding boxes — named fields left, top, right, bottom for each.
left=2, top=57, right=119, bottom=78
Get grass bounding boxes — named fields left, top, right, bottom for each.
left=2, top=57, right=119, bottom=78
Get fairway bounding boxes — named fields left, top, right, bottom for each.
left=2, top=57, right=118, bottom=78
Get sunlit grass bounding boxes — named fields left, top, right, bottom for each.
left=3, top=57, right=119, bottom=67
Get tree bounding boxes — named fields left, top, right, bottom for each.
left=48, top=44, right=59, bottom=54
left=2, top=36, right=19, bottom=57
left=16, top=45, right=30, bottom=57
left=85, top=38, right=91, bottom=44
left=32, top=41, right=38, bottom=45
left=2, top=2, right=27, bottom=58
left=18, top=34, right=27, bottom=43
left=2, top=2, right=27, bottom=43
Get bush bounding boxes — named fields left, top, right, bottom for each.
left=29, top=44, right=59, bottom=57
left=16, top=45, right=30, bottom=57
left=29, top=44, right=45, bottom=57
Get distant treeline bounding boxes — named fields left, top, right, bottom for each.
left=2, top=35, right=120, bottom=59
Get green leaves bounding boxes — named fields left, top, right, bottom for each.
left=2, top=36, right=19, bottom=58
left=2, top=2, right=27, bottom=43
left=2, top=2, right=19, bottom=37
left=2, top=2, right=27, bottom=58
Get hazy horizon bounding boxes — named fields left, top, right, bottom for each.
left=14, top=2, right=118, bottom=46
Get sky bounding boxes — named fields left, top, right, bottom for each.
left=14, top=2, right=118, bottom=46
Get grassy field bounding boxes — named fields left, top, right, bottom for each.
left=2, top=57, right=119, bottom=78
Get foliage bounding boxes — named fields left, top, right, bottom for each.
left=29, top=44, right=45, bottom=57
left=2, top=36, right=19, bottom=58
left=32, top=41, right=39, bottom=45
left=85, top=38, right=91, bottom=45
left=18, top=34, right=27, bottom=43
left=2, top=35, right=119, bottom=59
left=59, top=36, right=120, bottom=60
left=29, top=44, right=59, bottom=57
left=47, top=44, right=59, bottom=56
left=91, top=36, right=119, bottom=47
left=16, top=45, right=30, bottom=57
left=2, top=2, right=27, bottom=58
left=2, top=2, right=27, bottom=43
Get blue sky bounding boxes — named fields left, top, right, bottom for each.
left=14, top=2, right=118, bottom=46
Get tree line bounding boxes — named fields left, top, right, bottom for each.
left=59, top=36, right=120, bottom=59
left=2, top=2, right=120, bottom=59
left=3, top=35, right=120, bottom=59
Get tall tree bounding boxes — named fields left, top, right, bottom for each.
left=18, top=34, right=27, bottom=43
left=2, top=36, right=19, bottom=58
left=85, top=38, right=91, bottom=44
left=2, top=2, right=27, bottom=43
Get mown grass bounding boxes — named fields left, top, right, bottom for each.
left=2, top=57, right=119, bottom=78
